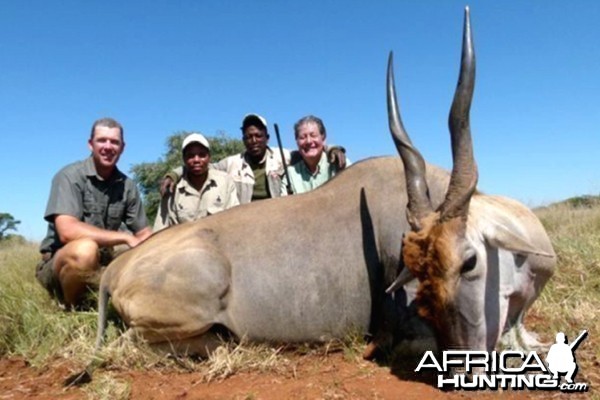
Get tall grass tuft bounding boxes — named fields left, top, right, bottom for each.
left=533, top=199, right=600, bottom=390
left=0, top=239, right=122, bottom=366
left=203, top=337, right=290, bottom=382
left=83, top=372, right=131, bottom=400
left=0, top=240, right=85, bottom=363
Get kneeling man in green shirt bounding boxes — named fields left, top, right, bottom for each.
left=36, top=118, right=152, bottom=309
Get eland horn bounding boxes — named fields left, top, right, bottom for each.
left=387, top=53, right=433, bottom=229
left=439, top=6, right=478, bottom=221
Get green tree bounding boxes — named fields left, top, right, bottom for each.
left=0, top=213, right=21, bottom=240
left=131, top=131, right=244, bottom=225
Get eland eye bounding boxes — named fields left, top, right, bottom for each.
left=461, top=254, right=477, bottom=274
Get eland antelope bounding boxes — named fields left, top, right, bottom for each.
left=89, top=6, right=555, bottom=371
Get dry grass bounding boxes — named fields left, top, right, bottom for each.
left=0, top=198, right=598, bottom=395
left=532, top=199, right=600, bottom=393
left=203, top=338, right=290, bottom=382
left=83, top=372, right=131, bottom=400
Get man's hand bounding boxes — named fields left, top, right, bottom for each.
left=327, top=146, right=347, bottom=170
left=289, top=150, right=302, bottom=165
left=132, top=227, right=152, bottom=247
left=55, top=215, right=149, bottom=249
left=125, top=234, right=144, bottom=249
left=160, top=176, right=175, bottom=196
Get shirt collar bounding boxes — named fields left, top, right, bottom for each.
left=243, top=146, right=274, bottom=166
left=180, top=169, right=216, bottom=195
left=83, top=156, right=124, bottom=182
left=299, top=152, right=327, bottom=177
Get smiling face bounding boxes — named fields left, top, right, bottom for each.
left=242, top=125, right=269, bottom=160
left=183, top=143, right=210, bottom=177
left=88, top=125, right=124, bottom=179
left=295, top=121, right=326, bottom=166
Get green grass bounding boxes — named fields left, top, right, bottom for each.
left=0, top=198, right=598, bottom=396
left=0, top=239, right=125, bottom=367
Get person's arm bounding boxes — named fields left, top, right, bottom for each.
left=55, top=215, right=142, bottom=248
left=160, top=166, right=184, bottom=196
left=152, top=195, right=171, bottom=232
left=225, top=178, right=240, bottom=209
left=289, top=150, right=302, bottom=165
left=124, top=179, right=152, bottom=242
left=46, top=166, right=141, bottom=247
left=212, top=157, right=228, bottom=172
left=134, top=227, right=152, bottom=242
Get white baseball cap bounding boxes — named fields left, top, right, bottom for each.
left=242, top=113, right=268, bottom=129
left=182, top=133, right=210, bottom=152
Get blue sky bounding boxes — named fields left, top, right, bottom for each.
left=1, top=1, right=599, bottom=241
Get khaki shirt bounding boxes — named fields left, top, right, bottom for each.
left=153, top=168, right=239, bottom=232
left=213, top=147, right=290, bottom=204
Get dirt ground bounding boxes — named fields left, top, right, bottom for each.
left=0, top=352, right=565, bottom=400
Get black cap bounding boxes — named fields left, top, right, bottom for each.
left=242, top=113, right=268, bottom=130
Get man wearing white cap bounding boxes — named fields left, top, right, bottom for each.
left=153, top=133, right=239, bottom=231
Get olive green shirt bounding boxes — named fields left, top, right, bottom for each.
left=247, top=159, right=269, bottom=201
left=40, top=157, right=148, bottom=254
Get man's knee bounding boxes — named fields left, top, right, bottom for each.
left=37, top=239, right=113, bottom=309
left=71, top=238, right=101, bottom=262
left=58, top=239, right=101, bottom=273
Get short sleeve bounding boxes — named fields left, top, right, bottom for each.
left=226, top=178, right=240, bottom=209
left=165, top=166, right=183, bottom=182
left=124, top=181, right=149, bottom=233
left=44, top=170, right=84, bottom=222
left=212, top=158, right=228, bottom=172
left=153, top=195, right=172, bottom=232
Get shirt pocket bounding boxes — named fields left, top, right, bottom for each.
left=176, top=204, right=198, bottom=223
left=82, top=194, right=103, bottom=227
left=107, top=203, right=125, bottom=230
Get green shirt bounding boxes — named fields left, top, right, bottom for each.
left=40, top=157, right=148, bottom=254
left=286, top=153, right=341, bottom=195
left=249, top=160, right=269, bottom=201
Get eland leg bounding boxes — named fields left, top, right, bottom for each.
left=109, top=246, right=233, bottom=356
left=149, top=331, right=225, bottom=358
left=501, top=273, right=551, bottom=351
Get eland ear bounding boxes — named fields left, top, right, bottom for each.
left=484, top=224, right=554, bottom=258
